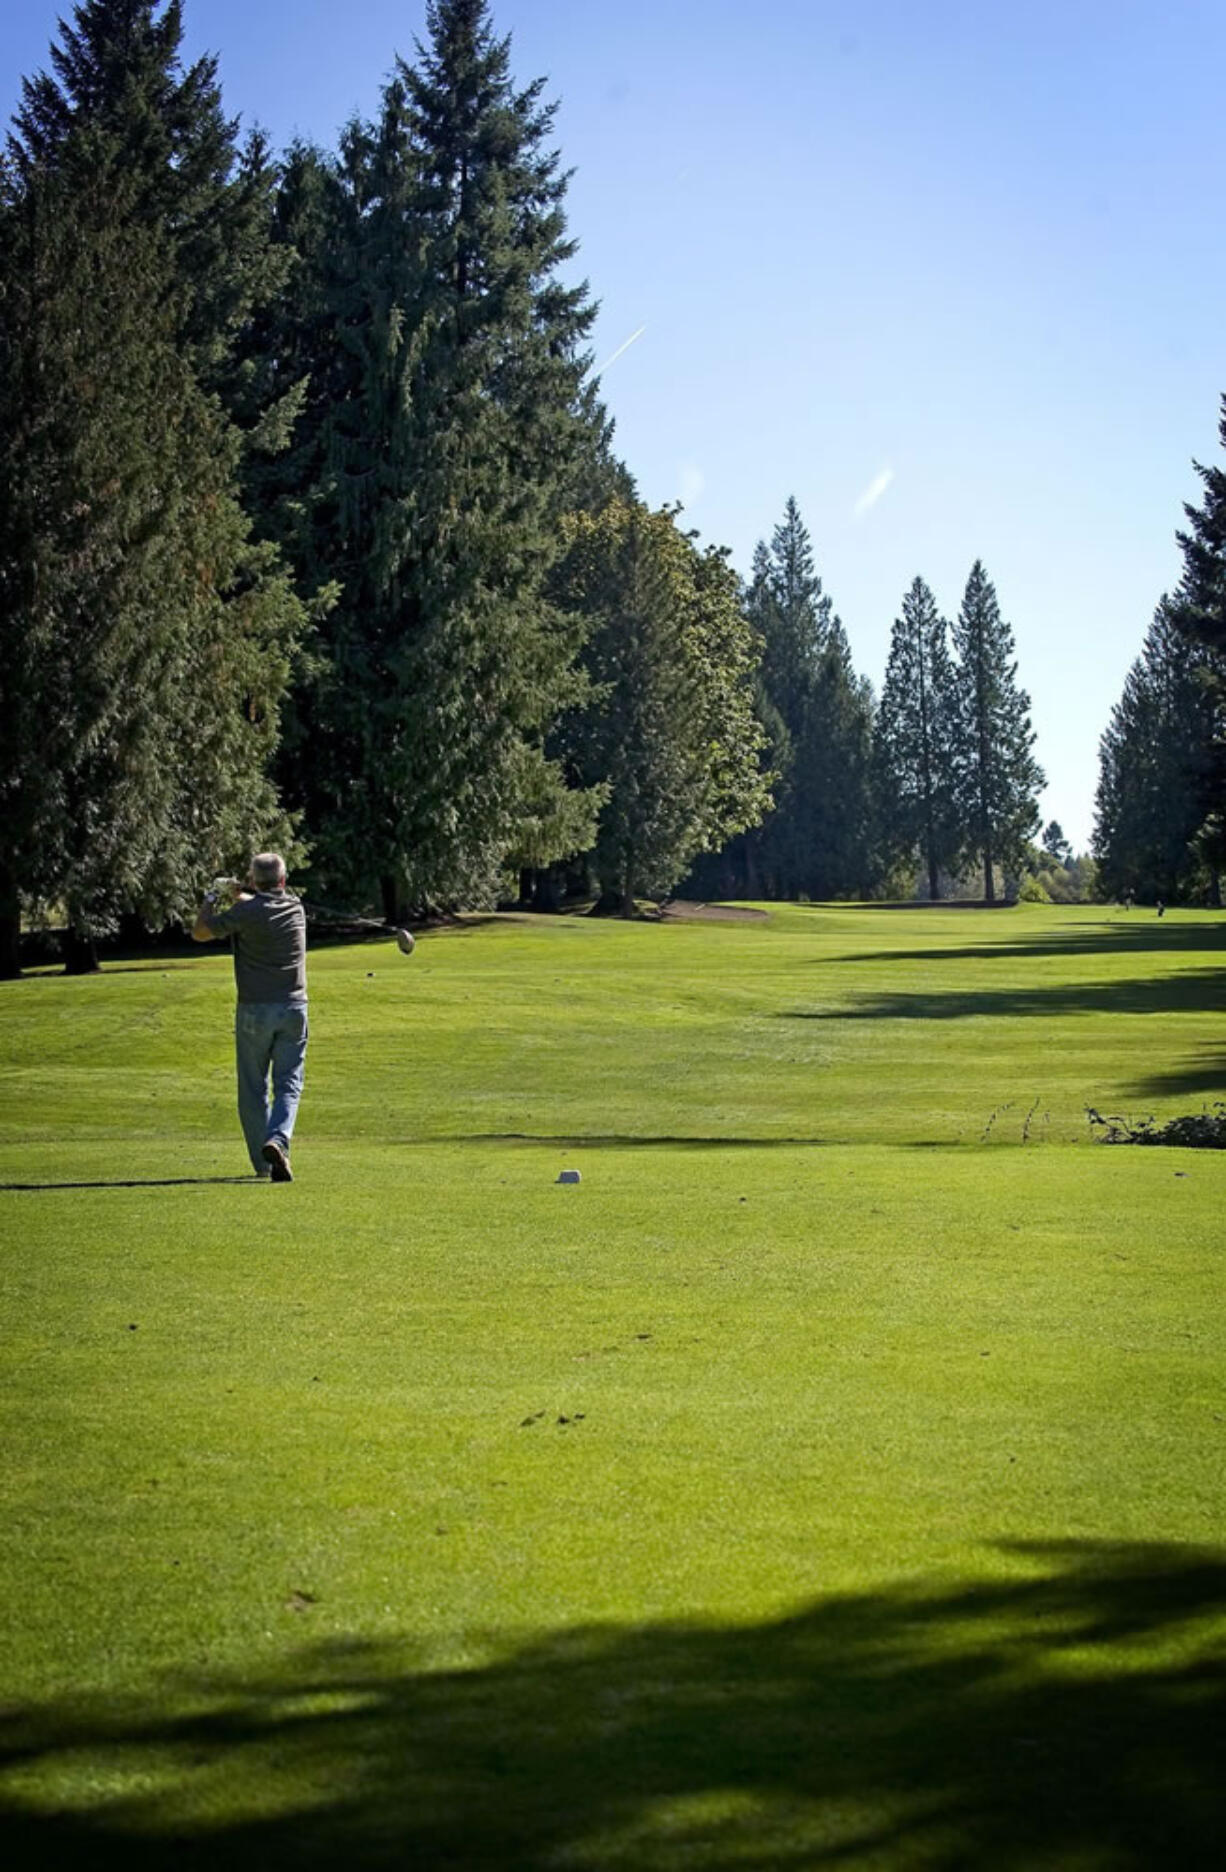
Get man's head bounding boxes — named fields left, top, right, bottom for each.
left=249, top=852, right=287, bottom=892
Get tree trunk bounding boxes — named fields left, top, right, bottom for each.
left=534, top=866, right=562, bottom=913
left=0, top=912, right=19, bottom=979
left=380, top=874, right=408, bottom=926
left=0, top=861, right=21, bottom=979
left=983, top=838, right=995, bottom=904
left=620, top=852, right=637, bottom=918
left=116, top=912, right=150, bottom=950
left=926, top=838, right=940, bottom=903
left=1210, top=868, right=1222, bottom=910
left=518, top=866, right=561, bottom=913
left=63, top=926, right=100, bottom=974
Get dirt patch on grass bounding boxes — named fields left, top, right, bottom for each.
left=659, top=900, right=769, bottom=923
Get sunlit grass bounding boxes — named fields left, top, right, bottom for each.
left=1, top=902, right=1223, bottom=1866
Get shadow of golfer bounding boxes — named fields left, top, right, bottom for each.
left=0, top=1177, right=260, bottom=1192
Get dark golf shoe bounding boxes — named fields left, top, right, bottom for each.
left=261, top=1140, right=293, bottom=1182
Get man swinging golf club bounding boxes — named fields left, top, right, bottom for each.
left=193, top=852, right=307, bottom=1183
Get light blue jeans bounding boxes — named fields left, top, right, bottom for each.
left=235, top=1001, right=308, bottom=1174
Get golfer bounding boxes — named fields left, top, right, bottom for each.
left=192, top=852, right=308, bottom=1182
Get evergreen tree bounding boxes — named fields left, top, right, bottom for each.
left=1169, top=393, right=1226, bottom=862
left=802, top=618, right=877, bottom=897
left=873, top=577, right=960, bottom=900
left=0, top=0, right=302, bottom=974
left=745, top=504, right=814, bottom=893
left=259, top=138, right=628, bottom=919
left=10, top=1, right=292, bottom=405
left=1173, top=394, right=1226, bottom=659
left=950, top=561, right=1044, bottom=902
left=230, top=139, right=344, bottom=589
left=744, top=498, right=874, bottom=898
left=254, top=85, right=650, bottom=919
left=266, top=1, right=603, bottom=918
left=754, top=498, right=832, bottom=709
left=1040, top=820, right=1073, bottom=867
left=744, top=511, right=816, bottom=893
left=1093, top=600, right=1221, bottom=902
left=252, top=111, right=421, bottom=911
left=553, top=501, right=771, bottom=912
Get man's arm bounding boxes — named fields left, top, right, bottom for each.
left=192, top=889, right=253, bottom=943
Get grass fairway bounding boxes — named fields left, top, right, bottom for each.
left=1, top=901, right=1224, bottom=1868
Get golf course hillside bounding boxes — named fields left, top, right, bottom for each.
left=2, top=900, right=1223, bottom=1869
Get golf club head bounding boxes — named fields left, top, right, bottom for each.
left=395, top=928, right=415, bottom=956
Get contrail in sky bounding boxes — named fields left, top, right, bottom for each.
left=853, top=467, right=895, bottom=518
left=596, top=324, right=647, bottom=374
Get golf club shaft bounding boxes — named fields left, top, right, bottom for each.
left=297, top=898, right=393, bottom=932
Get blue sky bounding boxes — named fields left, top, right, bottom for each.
left=5, top=1, right=1225, bottom=851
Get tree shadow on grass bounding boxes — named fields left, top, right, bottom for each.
left=1126, top=1043, right=1226, bottom=1101
left=1, top=1541, right=1223, bottom=1870
left=821, top=923, right=1225, bottom=968
left=785, top=968, right=1226, bottom=1021
left=791, top=900, right=1017, bottom=913
left=400, top=1133, right=836, bottom=1151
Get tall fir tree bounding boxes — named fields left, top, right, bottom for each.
left=754, top=498, right=832, bottom=709
left=10, top=1, right=294, bottom=407
left=802, top=618, right=876, bottom=897
left=1173, top=394, right=1226, bottom=660
left=744, top=500, right=827, bottom=894
left=553, top=501, right=771, bottom=912
left=1093, top=600, right=1221, bottom=903
left=1168, top=392, right=1226, bottom=874
left=267, top=1, right=602, bottom=918
left=0, top=0, right=302, bottom=974
left=950, top=561, right=1044, bottom=902
left=744, top=498, right=874, bottom=898
left=874, top=577, right=961, bottom=899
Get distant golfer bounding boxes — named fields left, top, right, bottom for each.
left=192, top=852, right=307, bottom=1182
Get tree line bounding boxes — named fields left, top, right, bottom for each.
left=687, top=500, right=1045, bottom=908
left=1093, top=397, right=1226, bottom=906
left=2, top=2, right=1218, bottom=978
left=0, top=0, right=774, bottom=970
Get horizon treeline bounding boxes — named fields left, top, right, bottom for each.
left=1, top=2, right=1221, bottom=978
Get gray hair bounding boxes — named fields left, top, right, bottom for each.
left=250, top=851, right=287, bottom=890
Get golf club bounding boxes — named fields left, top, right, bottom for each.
left=295, top=897, right=416, bottom=955
left=205, top=879, right=416, bottom=955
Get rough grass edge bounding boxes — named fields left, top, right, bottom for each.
left=1087, top=1104, right=1226, bottom=1148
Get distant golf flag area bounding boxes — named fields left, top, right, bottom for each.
left=1, top=901, right=1223, bottom=1867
